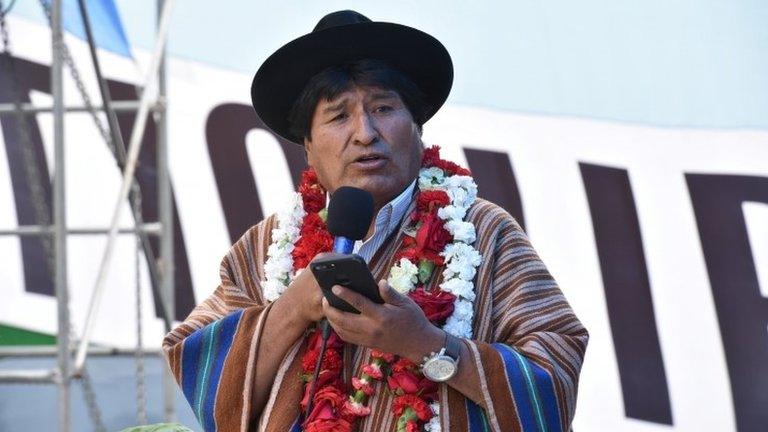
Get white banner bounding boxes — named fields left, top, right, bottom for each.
left=2, top=17, right=767, bottom=432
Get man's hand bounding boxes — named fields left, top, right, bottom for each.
left=281, top=260, right=325, bottom=325
left=321, top=280, right=444, bottom=363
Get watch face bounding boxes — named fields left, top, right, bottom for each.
left=424, top=356, right=457, bottom=382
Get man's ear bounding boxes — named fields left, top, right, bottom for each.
left=303, top=137, right=313, bottom=165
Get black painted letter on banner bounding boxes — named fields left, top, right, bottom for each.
left=464, top=148, right=525, bottom=230
left=205, top=103, right=307, bottom=243
left=686, top=174, right=768, bottom=432
left=0, top=54, right=54, bottom=296
left=0, top=54, right=197, bottom=320
left=580, top=163, right=673, bottom=425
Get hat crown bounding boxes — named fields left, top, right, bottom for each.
left=313, top=10, right=371, bottom=32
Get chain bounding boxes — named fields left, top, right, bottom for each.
left=4, top=4, right=108, bottom=430
left=0, top=1, right=57, bottom=282
left=135, top=215, right=148, bottom=425
left=78, top=360, right=107, bottom=432
left=7, top=4, right=159, bottom=428
left=36, top=0, right=116, bottom=155
left=37, top=0, right=153, bottom=254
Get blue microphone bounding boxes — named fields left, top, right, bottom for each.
left=327, top=186, right=375, bottom=254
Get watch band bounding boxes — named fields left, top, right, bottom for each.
left=443, top=332, right=461, bottom=362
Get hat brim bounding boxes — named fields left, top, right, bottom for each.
left=251, top=21, right=453, bottom=144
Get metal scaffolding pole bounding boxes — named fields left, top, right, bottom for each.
left=50, top=0, right=70, bottom=431
left=156, top=0, right=176, bottom=422
left=73, top=0, right=176, bottom=374
left=75, top=0, right=168, bottom=339
left=0, top=346, right=162, bottom=358
left=0, top=100, right=147, bottom=114
left=0, top=223, right=161, bottom=236
left=0, top=0, right=179, bottom=428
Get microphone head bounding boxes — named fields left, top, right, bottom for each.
left=327, top=186, right=375, bottom=240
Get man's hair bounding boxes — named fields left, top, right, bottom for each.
left=287, top=59, right=430, bottom=142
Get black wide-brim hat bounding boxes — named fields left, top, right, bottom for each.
left=251, top=10, right=454, bottom=144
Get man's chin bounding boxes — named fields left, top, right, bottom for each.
left=343, top=178, right=399, bottom=204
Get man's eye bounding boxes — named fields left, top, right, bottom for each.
left=331, top=112, right=347, bottom=122
left=374, top=105, right=393, bottom=114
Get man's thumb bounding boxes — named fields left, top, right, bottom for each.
left=379, top=280, right=407, bottom=305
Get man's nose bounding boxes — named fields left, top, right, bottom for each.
left=351, top=112, right=378, bottom=146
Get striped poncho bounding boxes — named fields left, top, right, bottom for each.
left=163, top=198, right=589, bottom=432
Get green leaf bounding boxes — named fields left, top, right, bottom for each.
left=417, top=259, right=436, bottom=284
left=318, top=208, right=328, bottom=222
left=396, top=407, right=419, bottom=431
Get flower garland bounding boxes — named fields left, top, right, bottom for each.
left=261, top=146, right=481, bottom=432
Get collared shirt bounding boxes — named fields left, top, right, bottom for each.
left=353, top=180, right=416, bottom=263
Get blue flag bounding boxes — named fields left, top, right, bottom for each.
left=42, top=0, right=132, bottom=58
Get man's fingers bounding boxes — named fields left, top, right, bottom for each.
left=322, top=295, right=362, bottom=335
left=331, top=284, right=375, bottom=315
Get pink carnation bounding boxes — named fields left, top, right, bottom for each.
left=342, top=399, right=371, bottom=418
left=362, top=363, right=383, bottom=380
left=352, top=377, right=375, bottom=396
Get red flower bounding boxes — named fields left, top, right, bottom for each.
left=409, top=288, right=456, bottom=323
left=300, top=373, right=343, bottom=410
left=391, top=358, right=418, bottom=373
left=418, top=377, right=439, bottom=400
left=301, top=347, right=343, bottom=375
left=307, top=328, right=343, bottom=351
left=299, top=169, right=327, bottom=213
left=421, top=145, right=471, bottom=176
left=434, top=158, right=471, bottom=176
left=387, top=370, right=421, bottom=394
left=406, top=421, right=420, bottom=432
left=421, top=146, right=442, bottom=168
left=292, top=213, right=333, bottom=270
left=415, top=213, right=452, bottom=263
left=370, top=349, right=395, bottom=363
left=304, top=418, right=352, bottom=432
left=417, top=190, right=450, bottom=214
left=306, top=386, right=346, bottom=424
left=393, top=394, right=433, bottom=421
left=395, top=246, right=420, bottom=264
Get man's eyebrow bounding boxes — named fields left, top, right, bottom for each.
left=322, top=99, right=347, bottom=114
left=369, top=91, right=399, bottom=101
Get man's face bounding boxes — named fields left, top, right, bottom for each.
left=304, top=85, right=423, bottom=209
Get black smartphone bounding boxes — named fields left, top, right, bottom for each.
left=309, top=253, right=384, bottom=314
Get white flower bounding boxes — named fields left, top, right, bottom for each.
left=418, top=167, right=445, bottom=190
left=445, top=261, right=475, bottom=283
left=263, top=279, right=285, bottom=301
left=277, top=193, right=305, bottom=223
left=441, top=243, right=482, bottom=281
left=387, top=258, right=418, bottom=294
left=264, top=252, right=292, bottom=280
left=452, top=299, right=474, bottom=322
left=425, top=403, right=441, bottom=432
left=439, top=278, right=476, bottom=301
left=444, top=220, right=476, bottom=244
left=442, top=243, right=482, bottom=267
left=437, top=205, right=467, bottom=221
left=267, top=240, right=293, bottom=258
left=444, top=175, right=478, bottom=208
left=443, top=315, right=473, bottom=338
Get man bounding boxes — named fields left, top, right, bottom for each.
left=164, top=10, right=588, bottom=432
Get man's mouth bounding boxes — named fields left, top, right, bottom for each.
left=356, top=155, right=383, bottom=162
left=353, top=154, right=388, bottom=169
